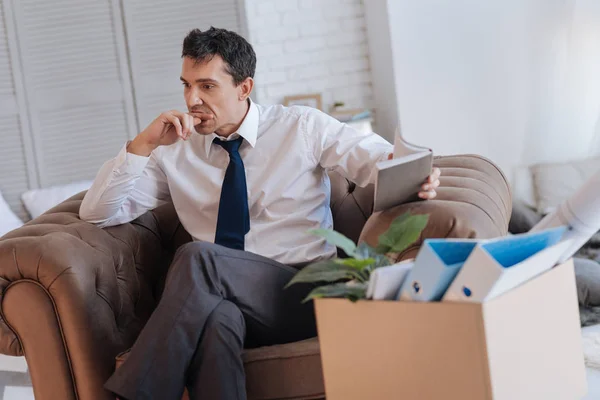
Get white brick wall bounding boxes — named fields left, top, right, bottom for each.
left=244, top=0, right=373, bottom=112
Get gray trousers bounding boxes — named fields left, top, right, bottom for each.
left=105, top=241, right=317, bottom=400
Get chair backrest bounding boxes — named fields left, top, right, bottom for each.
left=328, top=171, right=374, bottom=246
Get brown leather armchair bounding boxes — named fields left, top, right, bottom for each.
left=0, top=155, right=511, bottom=400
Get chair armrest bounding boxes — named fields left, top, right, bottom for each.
left=359, top=154, right=512, bottom=261
left=0, top=192, right=173, bottom=399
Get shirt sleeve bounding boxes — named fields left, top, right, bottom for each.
left=79, top=143, right=171, bottom=228
left=304, top=108, right=393, bottom=187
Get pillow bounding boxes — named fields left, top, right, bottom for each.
left=575, top=257, right=600, bottom=308
left=21, top=180, right=93, bottom=219
left=530, top=156, right=600, bottom=214
left=512, top=165, right=537, bottom=209
left=0, top=191, right=23, bottom=236
left=509, top=200, right=543, bottom=234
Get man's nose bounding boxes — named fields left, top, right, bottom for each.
left=186, top=90, right=203, bottom=107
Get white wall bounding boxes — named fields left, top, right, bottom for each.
left=523, top=0, right=600, bottom=166
left=368, top=0, right=533, bottom=179
left=362, top=0, right=398, bottom=141
left=365, top=0, right=600, bottom=182
left=244, top=0, right=374, bottom=112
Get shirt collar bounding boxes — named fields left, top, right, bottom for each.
left=204, top=98, right=258, bottom=158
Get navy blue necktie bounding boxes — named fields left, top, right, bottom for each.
left=213, top=136, right=250, bottom=250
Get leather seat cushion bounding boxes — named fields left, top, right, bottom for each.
left=116, top=337, right=324, bottom=400
left=244, top=337, right=323, bottom=400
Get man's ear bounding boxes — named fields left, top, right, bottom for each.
left=238, top=77, right=254, bottom=101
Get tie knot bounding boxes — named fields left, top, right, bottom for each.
left=214, top=136, right=243, bottom=154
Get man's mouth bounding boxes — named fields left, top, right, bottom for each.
left=190, top=110, right=212, bottom=116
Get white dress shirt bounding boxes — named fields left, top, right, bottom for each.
left=80, top=100, right=393, bottom=264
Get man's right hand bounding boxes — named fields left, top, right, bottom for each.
left=128, top=110, right=214, bottom=157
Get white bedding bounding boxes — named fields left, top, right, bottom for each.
left=581, top=324, right=600, bottom=399
left=0, top=191, right=23, bottom=236
left=21, top=180, right=92, bottom=219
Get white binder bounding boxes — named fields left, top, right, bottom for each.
left=442, top=227, right=569, bottom=303
left=397, top=239, right=478, bottom=301
left=366, top=260, right=413, bottom=300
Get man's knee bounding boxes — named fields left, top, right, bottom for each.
left=166, top=241, right=219, bottom=287
left=205, top=301, right=245, bottom=339
left=171, top=241, right=218, bottom=273
left=175, top=241, right=216, bottom=259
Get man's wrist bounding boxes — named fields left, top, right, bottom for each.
left=127, top=136, right=157, bottom=157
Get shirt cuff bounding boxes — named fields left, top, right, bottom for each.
left=113, top=142, right=151, bottom=175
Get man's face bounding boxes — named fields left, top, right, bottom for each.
left=180, top=55, right=246, bottom=135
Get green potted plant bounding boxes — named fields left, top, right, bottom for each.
left=286, top=212, right=429, bottom=302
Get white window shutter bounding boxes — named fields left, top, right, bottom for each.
left=121, top=0, right=246, bottom=129
left=0, top=0, right=37, bottom=220
left=10, top=0, right=138, bottom=187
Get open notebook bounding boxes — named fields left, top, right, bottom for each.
left=373, top=127, right=433, bottom=212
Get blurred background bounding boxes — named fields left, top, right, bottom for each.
left=3, top=0, right=600, bottom=221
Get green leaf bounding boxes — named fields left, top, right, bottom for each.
left=303, top=282, right=368, bottom=303
left=354, top=242, right=379, bottom=259
left=372, top=254, right=392, bottom=269
left=376, top=213, right=429, bottom=254
left=335, top=257, right=375, bottom=270
left=355, top=243, right=392, bottom=267
left=347, top=243, right=392, bottom=277
left=308, top=229, right=356, bottom=257
left=285, top=260, right=361, bottom=288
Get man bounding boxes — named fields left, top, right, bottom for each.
left=80, top=27, right=440, bottom=400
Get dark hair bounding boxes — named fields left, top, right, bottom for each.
left=182, top=27, right=256, bottom=86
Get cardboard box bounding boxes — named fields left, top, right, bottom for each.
left=314, top=260, right=587, bottom=400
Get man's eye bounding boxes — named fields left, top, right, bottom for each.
left=203, top=85, right=214, bottom=90
left=181, top=82, right=190, bottom=88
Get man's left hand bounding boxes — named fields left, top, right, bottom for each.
left=419, top=167, right=441, bottom=200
